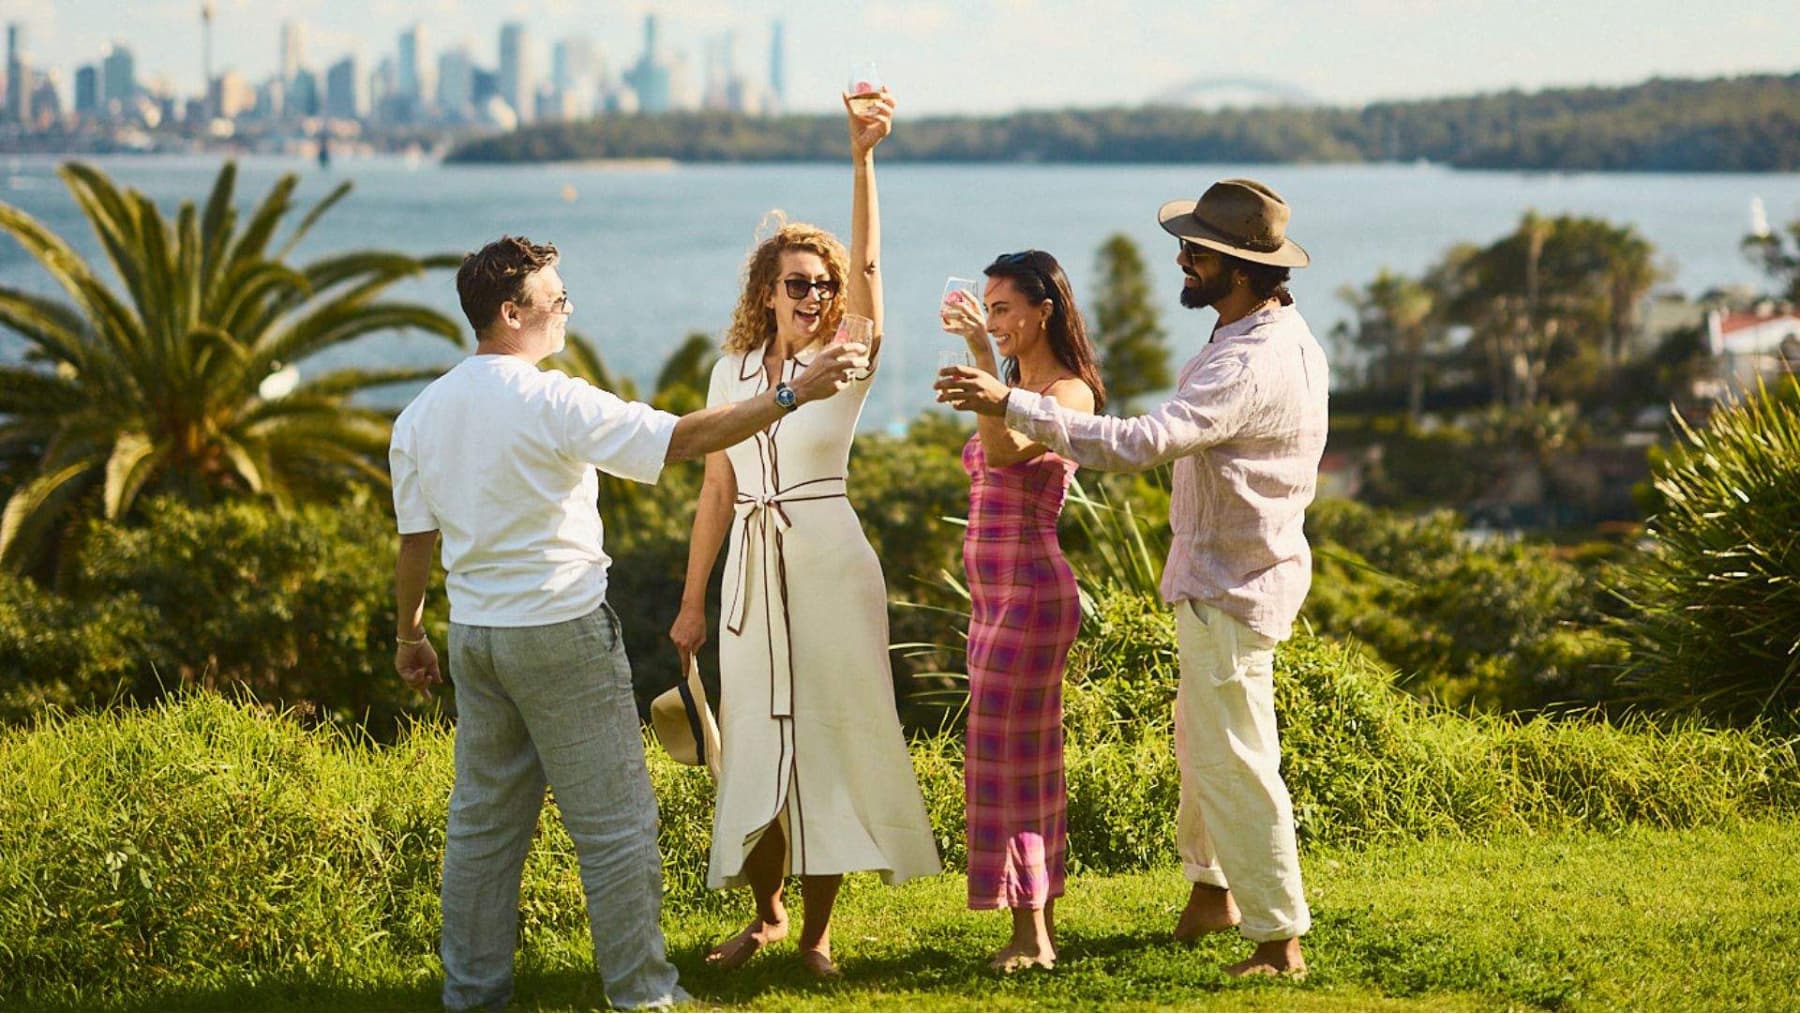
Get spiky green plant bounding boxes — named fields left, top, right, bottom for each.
left=0, top=161, right=464, bottom=572
left=1062, top=473, right=1169, bottom=605
left=1611, top=376, right=1800, bottom=728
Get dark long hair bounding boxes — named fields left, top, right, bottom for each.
left=983, top=250, right=1108, bottom=411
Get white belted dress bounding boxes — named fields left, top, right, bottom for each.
left=704, top=344, right=942, bottom=889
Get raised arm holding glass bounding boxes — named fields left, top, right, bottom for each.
left=667, top=86, right=940, bottom=980
left=939, top=249, right=1104, bottom=971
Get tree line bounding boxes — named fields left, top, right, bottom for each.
left=446, top=73, right=1800, bottom=173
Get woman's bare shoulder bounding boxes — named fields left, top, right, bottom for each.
left=1047, top=376, right=1097, bottom=415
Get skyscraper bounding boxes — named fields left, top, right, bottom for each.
left=289, top=66, right=319, bottom=118
left=101, top=43, right=136, bottom=108
left=769, top=20, right=785, bottom=110
left=551, top=35, right=599, bottom=120
left=325, top=55, right=365, bottom=119
left=202, top=2, right=216, bottom=118
left=5, top=23, right=29, bottom=123
left=498, top=22, right=533, bottom=123
left=397, top=23, right=426, bottom=100
left=279, top=19, right=304, bottom=88
left=436, top=46, right=475, bottom=121
left=211, top=68, right=254, bottom=119
left=623, top=14, right=671, bottom=114
left=75, top=64, right=99, bottom=117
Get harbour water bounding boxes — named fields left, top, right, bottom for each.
left=4, top=155, right=1797, bottom=429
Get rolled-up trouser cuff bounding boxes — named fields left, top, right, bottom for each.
left=1184, top=861, right=1230, bottom=889
left=1240, top=912, right=1311, bottom=943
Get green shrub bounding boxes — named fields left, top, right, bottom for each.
left=1304, top=497, right=1625, bottom=712
left=1064, top=733, right=1179, bottom=872
left=0, top=575, right=154, bottom=723
left=69, top=494, right=437, bottom=735
left=1354, top=420, right=1488, bottom=508
left=1062, top=584, right=1178, bottom=741
left=1610, top=377, right=1800, bottom=730
left=0, top=494, right=457, bottom=737
left=1053, top=588, right=1799, bottom=849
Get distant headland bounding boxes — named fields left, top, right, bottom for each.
left=445, top=73, right=1800, bottom=173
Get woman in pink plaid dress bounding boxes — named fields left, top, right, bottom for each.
left=940, top=250, right=1106, bottom=971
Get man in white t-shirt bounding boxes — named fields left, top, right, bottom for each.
left=389, top=235, right=867, bottom=1011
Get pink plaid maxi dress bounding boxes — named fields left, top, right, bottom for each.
left=961, top=433, right=1081, bottom=911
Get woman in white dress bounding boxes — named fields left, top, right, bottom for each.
left=668, top=89, right=940, bottom=978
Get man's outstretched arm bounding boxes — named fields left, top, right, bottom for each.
left=664, top=341, right=868, bottom=461
left=937, top=356, right=1254, bottom=473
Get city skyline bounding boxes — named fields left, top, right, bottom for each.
left=1, top=7, right=787, bottom=143
left=3, top=0, right=1798, bottom=118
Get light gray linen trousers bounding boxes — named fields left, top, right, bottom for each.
left=441, top=604, right=686, bottom=1011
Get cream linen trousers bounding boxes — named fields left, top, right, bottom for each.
left=1174, top=600, right=1312, bottom=943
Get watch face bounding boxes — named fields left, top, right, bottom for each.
left=776, top=384, right=796, bottom=408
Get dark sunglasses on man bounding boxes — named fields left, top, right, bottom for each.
left=1180, top=239, right=1219, bottom=263
left=783, top=278, right=840, bottom=300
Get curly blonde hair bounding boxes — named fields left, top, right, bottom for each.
left=722, top=213, right=850, bottom=354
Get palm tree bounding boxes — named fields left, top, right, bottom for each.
left=0, top=161, right=464, bottom=572
left=1336, top=268, right=1441, bottom=423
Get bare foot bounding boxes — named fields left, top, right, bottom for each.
left=705, top=917, right=789, bottom=971
left=799, top=947, right=841, bottom=979
left=1174, top=883, right=1241, bottom=942
left=987, top=941, right=1024, bottom=971
left=1225, top=938, right=1306, bottom=979
left=992, top=947, right=1056, bottom=973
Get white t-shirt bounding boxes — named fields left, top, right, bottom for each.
left=389, top=354, right=679, bottom=627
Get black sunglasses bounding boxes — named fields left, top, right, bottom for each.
left=1180, top=239, right=1216, bottom=262
left=782, top=277, right=839, bottom=300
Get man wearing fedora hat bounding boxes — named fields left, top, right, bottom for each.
left=390, top=235, right=869, bottom=1010
left=936, top=179, right=1328, bottom=977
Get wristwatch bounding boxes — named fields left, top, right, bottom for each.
left=774, top=381, right=799, bottom=412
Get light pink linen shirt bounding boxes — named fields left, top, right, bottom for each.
left=1004, top=297, right=1329, bottom=641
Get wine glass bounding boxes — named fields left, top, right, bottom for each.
left=834, top=312, right=875, bottom=380
left=847, top=61, right=884, bottom=117
left=833, top=312, right=874, bottom=346
left=941, top=276, right=981, bottom=317
left=936, top=349, right=973, bottom=376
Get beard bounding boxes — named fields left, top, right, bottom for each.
left=1179, top=269, right=1233, bottom=309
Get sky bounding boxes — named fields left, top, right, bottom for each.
left=5, top=0, right=1799, bottom=115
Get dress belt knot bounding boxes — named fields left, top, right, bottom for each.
left=724, top=476, right=848, bottom=719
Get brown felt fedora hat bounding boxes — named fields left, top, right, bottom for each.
left=1158, top=178, right=1310, bottom=268
left=651, top=657, right=722, bottom=779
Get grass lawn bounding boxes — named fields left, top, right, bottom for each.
left=117, top=819, right=1800, bottom=1012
